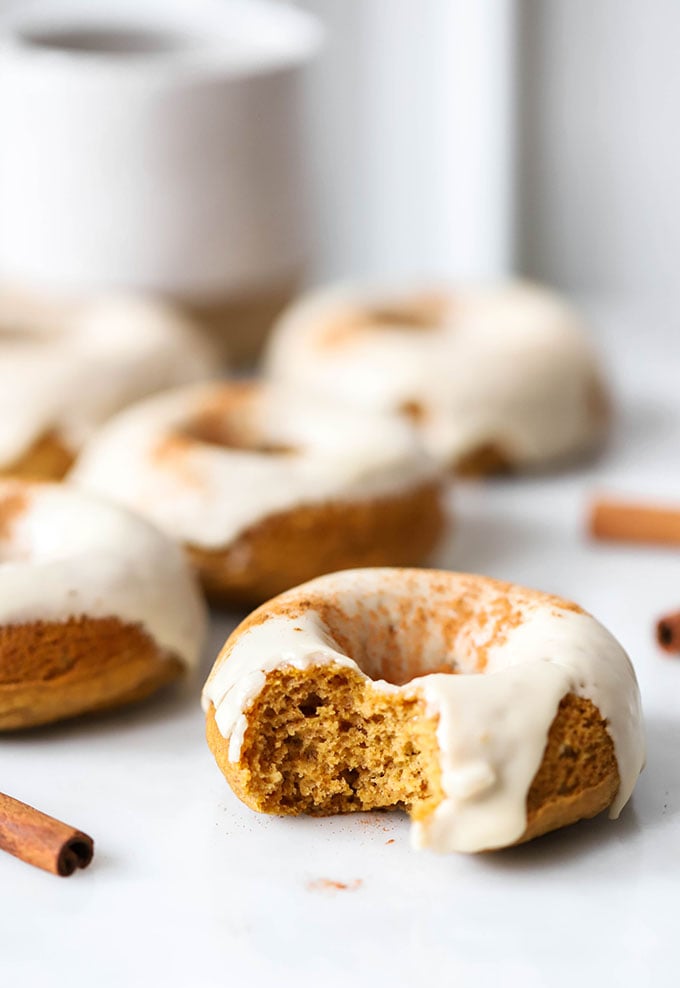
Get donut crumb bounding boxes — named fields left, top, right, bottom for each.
left=214, top=664, right=444, bottom=820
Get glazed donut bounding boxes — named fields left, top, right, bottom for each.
left=265, top=280, right=609, bottom=474
left=202, top=568, right=644, bottom=852
left=0, top=481, right=206, bottom=730
left=0, top=289, right=219, bottom=480
left=71, top=382, right=447, bottom=605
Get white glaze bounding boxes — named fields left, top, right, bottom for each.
left=0, top=481, right=206, bottom=668
left=265, top=280, right=607, bottom=468
left=202, top=568, right=645, bottom=854
left=71, top=381, right=440, bottom=549
left=0, top=289, right=218, bottom=467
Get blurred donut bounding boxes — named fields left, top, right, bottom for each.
left=265, top=280, right=609, bottom=474
left=71, top=381, right=448, bottom=605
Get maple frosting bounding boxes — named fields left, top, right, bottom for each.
left=0, top=481, right=206, bottom=668
left=71, top=381, right=440, bottom=550
left=265, top=281, right=608, bottom=468
left=202, top=568, right=645, bottom=853
left=0, top=289, right=218, bottom=468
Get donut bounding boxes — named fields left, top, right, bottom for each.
left=264, top=281, right=609, bottom=474
left=202, top=568, right=644, bottom=852
left=0, top=481, right=206, bottom=730
left=71, top=382, right=447, bottom=605
left=0, top=289, right=219, bottom=480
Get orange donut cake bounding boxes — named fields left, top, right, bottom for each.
left=0, top=290, right=218, bottom=480
left=202, top=569, right=644, bottom=853
left=265, top=281, right=610, bottom=474
left=0, top=481, right=206, bottom=730
left=71, top=382, right=447, bottom=605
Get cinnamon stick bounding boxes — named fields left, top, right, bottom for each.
left=589, top=498, right=680, bottom=546
left=0, top=792, right=93, bottom=876
left=656, top=611, right=680, bottom=654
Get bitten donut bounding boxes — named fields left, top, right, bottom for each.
left=202, top=569, right=644, bottom=853
left=71, top=382, right=447, bottom=605
left=0, top=481, right=206, bottom=730
left=0, top=289, right=219, bottom=480
left=265, top=281, right=609, bottom=474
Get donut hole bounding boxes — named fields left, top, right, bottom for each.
left=365, top=307, right=434, bottom=330
left=319, top=295, right=448, bottom=348
left=364, top=295, right=447, bottom=330
left=183, top=410, right=296, bottom=457
left=312, top=587, right=507, bottom=685
left=324, top=619, right=459, bottom=686
left=230, top=664, right=444, bottom=817
left=304, top=574, right=534, bottom=684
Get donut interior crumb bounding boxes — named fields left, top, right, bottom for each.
left=223, top=665, right=445, bottom=820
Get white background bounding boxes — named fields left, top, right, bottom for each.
left=296, top=0, right=515, bottom=283
left=297, top=0, right=680, bottom=307
left=518, top=0, right=680, bottom=301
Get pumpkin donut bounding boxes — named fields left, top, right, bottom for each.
left=0, top=289, right=218, bottom=480
left=202, top=568, right=644, bottom=853
left=264, top=280, right=610, bottom=474
left=71, top=382, right=447, bottom=605
left=0, top=481, right=206, bottom=730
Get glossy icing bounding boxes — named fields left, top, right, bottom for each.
left=202, top=568, right=644, bottom=853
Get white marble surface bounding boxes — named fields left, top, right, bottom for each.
left=1, top=304, right=679, bottom=986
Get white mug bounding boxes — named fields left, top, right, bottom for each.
left=0, top=0, right=321, bottom=306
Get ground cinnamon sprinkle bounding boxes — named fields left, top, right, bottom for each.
left=151, top=434, right=205, bottom=489
left=0, top=490, right=29, bottom=541
left=306, top=878, right=362, bottom=893
left=318, top=316, right=366, bottom=348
